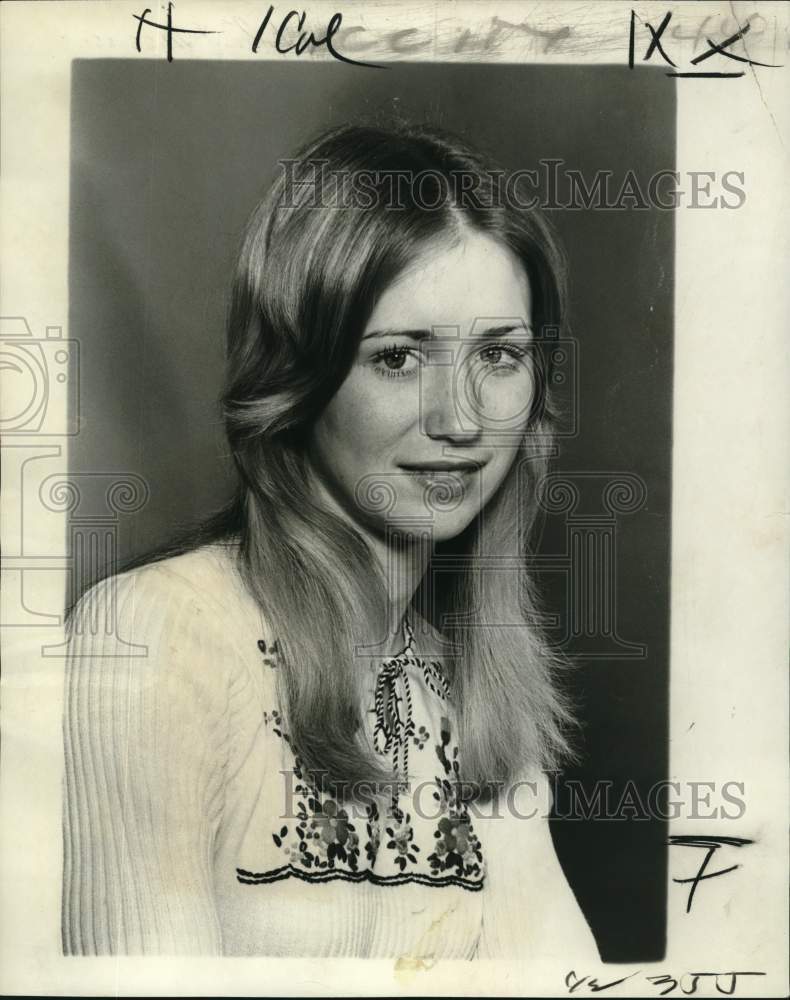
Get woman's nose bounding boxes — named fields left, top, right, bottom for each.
left=421, top=365, right=483, bottom=443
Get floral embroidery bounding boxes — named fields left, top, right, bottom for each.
left=271, top=800, right=363, bottom=872
left=271, top=824, right=303, bottom=861
left=385, top=804, right=420, bottom=870
left=428, top=813, right=485, bottom=880
left=365, top=800, right=381, bottom=864
left=304, top=798, right=361, bottom=869
left=412, top=725, right=430, bottom=750
left=257, top=637, right=280, bottom=668
left=436, top=716, right=454, bottom=775
left=273, top=747, right=364, bottom=872
left=262, top=708, right=284, bottom=733
left=428, top=715, right=486, bottom=880
left=239, top=633, right=486, bottom=892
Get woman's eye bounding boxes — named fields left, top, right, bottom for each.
left=479, top=345, right=504, bottom=365
left=370, top=341, right=527, bottom=379
left=476, top=342, right=527, bottom=370
left=383, top=348, right=409, bottom=369
left=371, top=346, right=419, bottom=378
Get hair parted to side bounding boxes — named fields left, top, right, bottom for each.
left=114, top=119, right=579, bottom=803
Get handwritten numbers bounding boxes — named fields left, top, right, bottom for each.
left=644, top=972, right=767, bottom=996
left=565, top=970, right=641, bottom=993
left=567, top=970, right=766, bottom=996
left=668, top=835, right=753, bottom=913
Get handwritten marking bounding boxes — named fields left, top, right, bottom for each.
left=133, top=3, right=218, bottom=62
left=628, top=11, right=783, bottom=77
left=251, top=5, right=384, bottom=68
left=565, top=969, right=641, bottom=993
left=668, top=835, right=753, bottom=913
left=566, top=970, right=766, bottom=996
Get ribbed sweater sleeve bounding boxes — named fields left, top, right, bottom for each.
left=62, top=565, right=232, bottom=955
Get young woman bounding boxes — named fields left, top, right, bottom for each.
left=62, top=121, right=599, bottom=960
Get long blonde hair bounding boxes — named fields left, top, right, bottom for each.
left=121, top=121, right=577, bottom=802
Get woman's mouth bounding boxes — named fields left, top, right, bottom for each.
left=397, top=462, right=484, bottom=499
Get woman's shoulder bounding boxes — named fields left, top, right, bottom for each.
left=73, top=540, right=236, bottom=610
left=67, top=541, right=267, bottom=664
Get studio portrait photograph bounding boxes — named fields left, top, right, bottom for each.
left=0, top=2, right=787, bottom=997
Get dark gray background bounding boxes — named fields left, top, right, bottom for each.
left=69, top=60, right=674, bottom=962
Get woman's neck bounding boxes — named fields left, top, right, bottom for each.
left=365, top=529, right=430, bottom=657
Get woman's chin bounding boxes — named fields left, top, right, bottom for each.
left=379, top=506, right=480, bottom=544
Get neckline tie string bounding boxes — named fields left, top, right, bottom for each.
left=371, top=614, right=449, bottom=787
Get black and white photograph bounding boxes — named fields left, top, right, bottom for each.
left=0, top=1, right=787, bottom=996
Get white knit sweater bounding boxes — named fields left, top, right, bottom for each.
left=61, top=542, right=599, bottom=960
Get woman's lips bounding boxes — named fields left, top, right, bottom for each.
left=398, top=461, right=485, bottom=474
left=398, top=463, right=484, bottom=499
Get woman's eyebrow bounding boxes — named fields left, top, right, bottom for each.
left=482, top=323, right=533, bottom=337
left=362, top=322, right=532, bottom=341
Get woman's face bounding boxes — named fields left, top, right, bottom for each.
left=308, top=229, right=537, bottom=544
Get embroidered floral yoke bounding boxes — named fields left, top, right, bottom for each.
left=237, top=618, right=487, bottom=893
